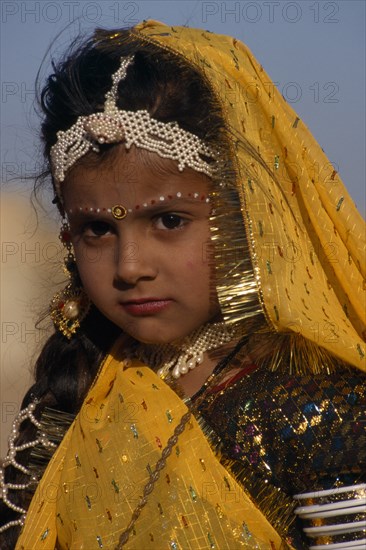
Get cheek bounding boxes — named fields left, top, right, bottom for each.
left=77, top=264, right=98, bottom=294
left=181, top=252, right=208, bottom=279
left=184, top=252, right=216, bottom=298
left=73, top=247, right=105, bottom=291
left=182, top=237, right=214, bottom=274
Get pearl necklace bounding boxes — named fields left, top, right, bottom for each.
left=133, top=322, right=239, bottom=379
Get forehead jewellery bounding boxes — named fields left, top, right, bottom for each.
left=50, top=55, right=218, bottom=200
left=49, top=55, right=218, bottom=338
left=67, top=192, right=211, bottom=220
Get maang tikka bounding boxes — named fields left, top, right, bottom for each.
left=50, top=55, right=217, bottom=201
left=49, top=222, right=90, bottom=338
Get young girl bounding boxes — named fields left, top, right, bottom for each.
left=1, top=20, right=365, bottom=550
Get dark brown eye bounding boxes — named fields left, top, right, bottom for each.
left=159, top=214, right=184, bottom=230
left=85, top=221, right=111, bottom=236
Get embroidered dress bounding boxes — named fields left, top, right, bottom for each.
left=15, top=348, right=288, bottom=549
left=15, top=347, right=366, bottom=548
left=4, top=19, right=365, bottom=549
left=196, top=361, right=366, bottom=547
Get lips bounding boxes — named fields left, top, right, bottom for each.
left=120, top=298, right=172, bottom=316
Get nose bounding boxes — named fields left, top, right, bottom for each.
left=114, top=231, right=157, bottom=286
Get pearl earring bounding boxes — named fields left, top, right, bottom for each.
left=49, top=222, right=90, bottom=339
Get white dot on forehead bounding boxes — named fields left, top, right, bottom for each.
left=65, top=192, right=211, bottom=217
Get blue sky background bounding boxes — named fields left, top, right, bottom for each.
left=1, top=0, right=365, bottom=214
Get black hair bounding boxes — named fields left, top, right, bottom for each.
left=0, top=27, right=227, bottom=547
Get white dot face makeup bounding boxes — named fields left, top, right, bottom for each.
left=62, top=146, right=220, bottom=345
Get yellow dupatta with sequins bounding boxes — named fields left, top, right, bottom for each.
left=16, top=339, right=290, bottom=549
left=122, top=20, right=365, bottom=373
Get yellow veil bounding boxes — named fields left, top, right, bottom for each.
left=16, top=346, right=291, bottom=549
left=127, top=20, right=365, bottom=372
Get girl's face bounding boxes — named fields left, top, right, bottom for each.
left=62, top=146, right=220, bottom=344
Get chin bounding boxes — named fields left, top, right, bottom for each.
left=131, top=332, right=184, bottom=346
left=122, top=324, right=195, bottom=346
left=110, top=311, right=217, bottom=345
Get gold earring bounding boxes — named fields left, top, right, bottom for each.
left=49, top=222, right=90, bottom=339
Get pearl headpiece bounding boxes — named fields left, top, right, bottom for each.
left=50, top=55, right=217, bottom=199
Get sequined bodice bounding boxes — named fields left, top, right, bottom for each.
left=196, top=364, right=366, bottom=546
